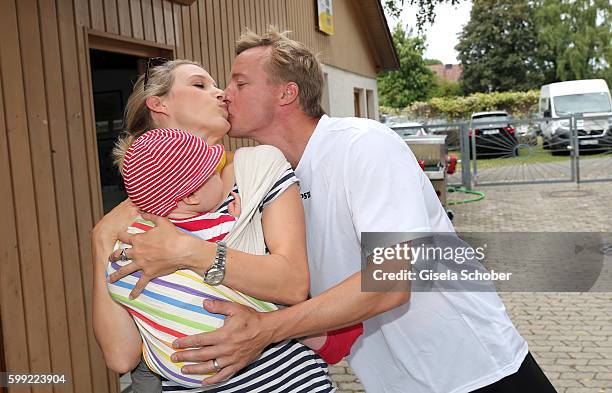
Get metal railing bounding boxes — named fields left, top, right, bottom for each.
left=388, top=114, right=612, bottom=188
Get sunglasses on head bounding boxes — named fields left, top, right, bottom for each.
left=143, top=57, right=170, bottom=90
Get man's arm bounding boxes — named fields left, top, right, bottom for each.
left=172, top=254, right=411, bottom=384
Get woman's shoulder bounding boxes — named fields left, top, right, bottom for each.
left=233, top=144, right=283, bottom=155
left=234, top=145, right=287, bottom=162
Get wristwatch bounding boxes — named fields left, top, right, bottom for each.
left=204, top=241, right=227, bottom=285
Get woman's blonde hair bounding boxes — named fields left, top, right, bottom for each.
left=112, top=59, right=203, bottom=172
left=235, top=27, right=325, bottom=118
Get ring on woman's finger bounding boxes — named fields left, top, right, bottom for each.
left=212, top=358, right=222, bottom=372
left=119, top=249, right=128, bottom=262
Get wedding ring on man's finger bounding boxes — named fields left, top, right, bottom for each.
left=212, top=358, right=222, bottom=372
left=119, top=248, right=128, bottom=262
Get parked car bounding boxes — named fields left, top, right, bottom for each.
left=514, top=121, right=539, bottom=146
left=539, top=79, right=612, bottom=154
left=389, top=121, right=427, bottom=137
left=469, top=111, right=518, bottom=158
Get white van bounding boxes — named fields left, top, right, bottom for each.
left=539, top=79, right=612, bottom=151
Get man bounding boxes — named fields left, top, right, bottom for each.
left=114, top=30, right=556, bottom=392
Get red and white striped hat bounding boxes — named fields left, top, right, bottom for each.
left=122, top=128, right=225, bottom=217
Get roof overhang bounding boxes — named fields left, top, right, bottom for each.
left=354, top=0, right=400, bottom=72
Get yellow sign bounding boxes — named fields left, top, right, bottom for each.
left=317, top=0, right=334, bottom=35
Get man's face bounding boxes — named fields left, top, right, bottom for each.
left=225, top=47, right=281, bottom=139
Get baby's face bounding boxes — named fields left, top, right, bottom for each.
left=191, top=172, right=225, bottom=213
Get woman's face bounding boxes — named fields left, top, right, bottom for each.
left=163, top=64, right=230, bottom=140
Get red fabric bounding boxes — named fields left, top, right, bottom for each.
left=123, top=128, right=225, bottom=217
left=314, top=323, right=364, bottom=365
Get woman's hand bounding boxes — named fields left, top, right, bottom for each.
left=91, top=199, right=140, bottom=269
left=107, top=213, right=216, bottom=298
left=92, top=199, right=140, bottom=242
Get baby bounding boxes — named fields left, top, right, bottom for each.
left=107, top=128, right=362, bottom=387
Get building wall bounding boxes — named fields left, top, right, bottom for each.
left=427, top=63, right=463, bottom=83
left=286, top=0, right=379, bottom=79
left=323, top=64, right=380, bottom=119
left=0, top=1, right=384, bottom=392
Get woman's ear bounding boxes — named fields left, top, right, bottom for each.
left=145, top=95, right=168, bottom=115
left=279, top=82, right=299, bottom=106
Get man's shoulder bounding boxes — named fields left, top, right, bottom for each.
left=323, top=116, right=404, bottom=145
left=324, top=116, right=388, bottom=133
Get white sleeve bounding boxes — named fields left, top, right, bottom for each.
left=344, top=129, right=432, bottom=240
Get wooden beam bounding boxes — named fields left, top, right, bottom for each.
left=170, top=0, right=196, bottom=6
left=87, top=29, right=175, bottom=58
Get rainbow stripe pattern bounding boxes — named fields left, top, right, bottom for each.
left=106, top=217, right=277, bottom=388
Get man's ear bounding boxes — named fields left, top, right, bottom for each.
left=145, top=95, right=168, bottom=115
left=279, top=82, right=299, bottom=106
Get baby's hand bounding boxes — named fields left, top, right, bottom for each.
left=227, top=192, right=241, bottom=217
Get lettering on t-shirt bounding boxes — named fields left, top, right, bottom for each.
left=301, top=191, right=311, bottom=200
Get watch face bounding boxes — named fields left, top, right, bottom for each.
left=206, top=268, right=224, bottom=285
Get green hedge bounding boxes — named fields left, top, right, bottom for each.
left=381, top=90, right=540, bottom=121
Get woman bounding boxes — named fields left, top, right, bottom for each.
left=92, top=59, right=335, bottom=392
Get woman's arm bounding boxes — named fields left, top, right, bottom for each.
left=222, top=183, right=309, bottom=304
left=109, top=184, right=310, bottom=305
left=91, top=201, right=143, bottom=373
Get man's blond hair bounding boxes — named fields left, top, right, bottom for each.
left=236, top=27, right=325, bottom=118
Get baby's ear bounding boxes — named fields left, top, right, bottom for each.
left=181, top=193, right=199, bottom=205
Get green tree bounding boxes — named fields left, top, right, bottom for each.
left=535, top=0, right=611, bottom=85
left=377, top=25, right=435, bottom=108
left=425, top=58, right=443, bottom=65
left=430, top=77, right=463, bottom=97
left=456, top=0, right=611, bottom=91
left=383, top=0, right=462, bottom=29
left=456, top=0, right=544, bottom=93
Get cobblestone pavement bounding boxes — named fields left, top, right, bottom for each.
left=331, top=181, right=612, bottom=393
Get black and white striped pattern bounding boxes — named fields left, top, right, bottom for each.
left=216, top=168, right=299, bottom=214
left=161, top=340, right=334, bottom=392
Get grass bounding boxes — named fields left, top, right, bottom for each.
left=450, top=136, right=611, bottom=172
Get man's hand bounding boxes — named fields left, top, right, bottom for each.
left=171, top=300, right=276, bottom=385
left=107, top=213, right=215, bottom=298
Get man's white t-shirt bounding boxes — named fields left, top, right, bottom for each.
left=295, top=115, right=528, bottom=393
